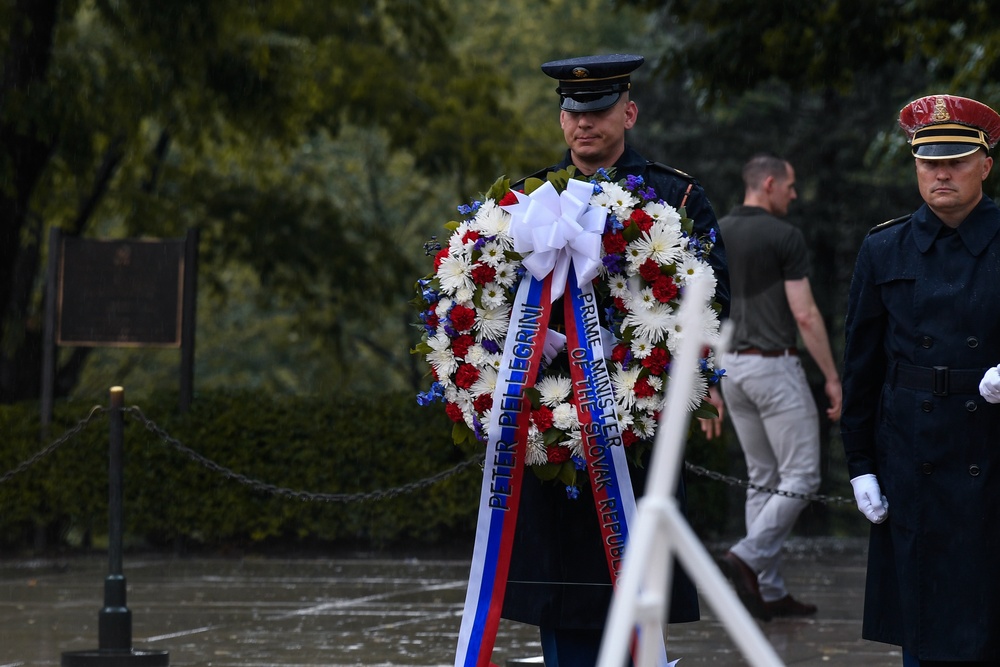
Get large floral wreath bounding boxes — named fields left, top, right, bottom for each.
left=413, top=167, right=724, bottom=495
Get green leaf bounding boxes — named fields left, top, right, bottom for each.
left=532, top=462, right=561, bottom=481
left=557, top=462, right=577, bottom=487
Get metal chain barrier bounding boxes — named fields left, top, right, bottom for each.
left=684, top=462, right=854, bottom=505
left=0, top=405, right=106, bottom=485
left=123, top=406, right=483, bottom=503
left=1, top=403, right=854, bottom=507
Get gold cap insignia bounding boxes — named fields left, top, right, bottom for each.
left=572, top=67, right=590, bottom=78
left=932, top=97, right=951, bottom=122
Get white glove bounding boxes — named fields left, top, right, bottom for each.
left=850, top=474, right=889, bottom=524
left=542, top=329, right=566, bottom=363
left=980, top=365, right=1000, bottom=404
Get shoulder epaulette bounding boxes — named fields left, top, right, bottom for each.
left=511, top=166, right=553, bottom=191
left=648, top=161, right=698, bottom=183
left=868, top=214, right=912, bottom=236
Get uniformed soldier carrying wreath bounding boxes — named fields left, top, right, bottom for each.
left=500, top=53, right=730, bottom=667
left=841, top=94, right=1000, bottom=666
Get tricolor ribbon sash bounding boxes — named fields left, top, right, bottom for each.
left=454, top=273, right=551, bottom=667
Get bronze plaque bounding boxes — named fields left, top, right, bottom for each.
left=57, top=238, right=185, bottom=347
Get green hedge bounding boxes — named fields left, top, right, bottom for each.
left=0, top=390, right=733, bottom=553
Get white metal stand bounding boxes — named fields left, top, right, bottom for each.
left=596, top=277, right=785, bottom=667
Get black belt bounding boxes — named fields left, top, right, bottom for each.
left=893, top=362, right=985, bottom=396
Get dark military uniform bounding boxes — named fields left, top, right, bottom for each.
left=841, top=196, right=1000, bottom=660
left=501, top=144, right=730, bottom=630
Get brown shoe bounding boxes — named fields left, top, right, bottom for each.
left=763, top=594, right=817, bottom=617
left=718, top=551, right=771, bottom=621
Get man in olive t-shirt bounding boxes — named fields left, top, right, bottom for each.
left=712, top=154, right=841, bottom=621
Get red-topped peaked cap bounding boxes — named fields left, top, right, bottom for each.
left=899, top=94, right=1000, bottom=159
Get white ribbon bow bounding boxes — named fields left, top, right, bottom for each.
left=502, top=178, right=607, bottom=302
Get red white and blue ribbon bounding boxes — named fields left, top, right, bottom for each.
left=454, top=273, right=551, bottom=667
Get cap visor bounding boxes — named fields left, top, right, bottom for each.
left=913, top=142, right=983, bottom=159
left=561, top=92, right=620, bottom=113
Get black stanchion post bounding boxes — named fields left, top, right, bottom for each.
left=61, top=387, right=170, bottom=667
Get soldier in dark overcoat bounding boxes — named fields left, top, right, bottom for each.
left=499, top=54, right=730, bottom=667
left=841, top=94, right=1000, bottom=665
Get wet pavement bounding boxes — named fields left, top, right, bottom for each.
left=0, top=537, right=901, bottom=667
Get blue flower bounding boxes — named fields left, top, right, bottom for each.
left=572, top=455, right=587, bottom=471
left=416, top=381, right=445, bottom=405
left=457, top=199, right=483, bottom=216
left=481, top=339, right=500, bottom=354
left=565, top=485, right=581, bottom=500
left=602, top=254, right=625, bottom=274
left=625, top=174, right=645, bottom=191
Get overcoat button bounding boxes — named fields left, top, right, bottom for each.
left=967, top=336, right=980, bottom=348
left=920, top=336, right=933, bottom=348
left=970, top=464, right=982, bottom=477
left=921, top=400, right=933, bottom=412
left=922, top=462, right=934, bottom=474
left=966, top=400, right=978, bottom=412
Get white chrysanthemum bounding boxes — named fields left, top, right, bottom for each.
left=472, top=200, right=511, bottom=239
left=643, top=201, right=682, bottom=227
left=552, top=402, right=577, bottom=431
left=475, top=304, right=511, bottom=341
left=686, top=370, right=710, bottom=412
left=525, top=427, right=548, bottom=465
left=437, top=253, right=474, bottom=295
left=612, top=363, right=643, bottom=410
left=630, top=336, right=655, bottom=359
left=478, top=240, right=508, bottom=268
left=493, top=262, right=519, bottom=288
left=699, top=303, right=722, bottom=343
left=564, top=429, right=584, bottom=459
left=455, top=286, right=474, bottom=304
left=592, top=182, right=637, bottom=220
left=480, top=282, right=507, bottom=309
left=613, top=403, right=635, bottom=430
left=484, top=352, right=503, bottom=371
left=624, top=302, right=675, bottom=344
left=661, top=304, right=721, bottom=354
left=536, top=375, right=572, bottom=407
left=632, top=285, right=657, bottom=310
left=607, top=273, right=630, bottom=299
left=675, top=256, right=714, bottom=286
left=426, top=333, right=458, bottom=382
left=626, top=226, right=683, bottom=273
left=632, top=414, right=657, bottom=439
left=448, top=221, right=475, bottom=254
left=469, top=364, right=498, bottom=399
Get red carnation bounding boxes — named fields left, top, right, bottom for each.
left=611, top=344, right=629, bottom=364
left=462, top=230, right=481, bottom=245
left=547, top=445, right=571, bottom=464
left=652, top=275, right=679, bottom=303
left=622, top=429, right=638, bottom=447
left=471, top=263, right=497, bottom=285
left=629, top=209, right=654, bottom=233
left=455, top=363, right=480, bottom=389
left=639, top=258, right=661, bottom=282
left=531, top=405, right=555, bottom=431
left=451, top=334, right=474, bottom=359
left=614, top=296, right=629, bottom=313
left=450, top=304, right=476, bottom=331
left=445, top=402, right=465, bottom=423
left=603, top=232, right=627, bottom=255
left=641, top=347, right=671, bottom=375
left=433, top=247, right=450, bottom=270
left=633, top=377, right=656, bottom=398
left=425, top=311, right=439, bottom=328
left=499, top=191, right=519, bottom=207
left=473, top=393, right=493, bottom=413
